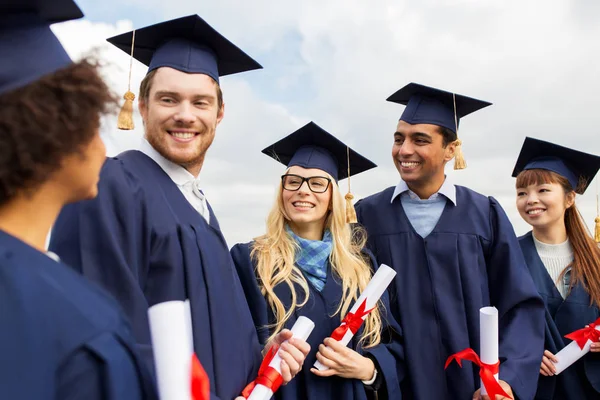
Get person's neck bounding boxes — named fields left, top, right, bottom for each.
left=0, top=185, right=65, bottom=252
left=532, top=222, right=568, bottom=245
left=183, top=159, right=204, bottom=178
left=289, top=221, right=325, bottom=241
left=406, top=174, right=445, bottom=200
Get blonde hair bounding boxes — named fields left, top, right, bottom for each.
left=250, top=170, right=382, bottom=348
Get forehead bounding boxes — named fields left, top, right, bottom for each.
left=287, top=165, right=330, bottom=177
left=395, top=120, right=442, bottom=136
left=150, top=67, right=218, bottom=97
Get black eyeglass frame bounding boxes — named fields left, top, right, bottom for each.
left=281, top=174, right=332, bottom=193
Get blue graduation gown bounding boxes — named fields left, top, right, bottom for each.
left=519, top=232, right=600, bottom=399
left=355, top=185, right=545, bottom=400
left=0, top=230, right=157, bottom=399
left=49, top=150, right=262, bottom=400
left=230, top=242, right=405, bottom=400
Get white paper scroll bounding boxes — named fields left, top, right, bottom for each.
left=314, top=264, right=397, bottom=371
left=148, top=300, right=194, bottom=400
left=554, top=324, right=600, bottom=375
left=479, top=307, right=499, bottom=396
left=247, top=316, right=315, bottom=400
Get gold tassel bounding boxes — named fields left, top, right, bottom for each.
left=453, top=138, right=467, bottom=170
left=118, top=29, right=136, bottom=130
left=451, top=92, right=466, bottom=170
left=117, top=91, right=135, bottom=130
left=345, top=146, right=357, bottom=224
left=345, top=193, right=357, bottom=224
left=595, top=190, right=600, bottom=243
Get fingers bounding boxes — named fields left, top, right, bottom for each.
left=540, top=358, right=554, bottom=376
left=472, top=388, right=480, bottom=400
left=591, top=342, right=600, bottom=352
left=315, top=346, right=339, bottom=370
left=273, top=329, right=293, bottom=345
left=310, top=366, right=337, bottom=377
left=544, top=350, right=558, bottom=363
left=279, top=359, right=292, bottom=384
left=278, top=348, right=301, bottom=378
left=323, top=337, right=348, bottom=353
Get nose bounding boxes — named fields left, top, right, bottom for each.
left=398, top=140, right=414, bottom=157
left=173, top=101, right=196, bottom=124
left=297, top=180, right=311, bottom=195
left=526, top=193, right=539, bottom=205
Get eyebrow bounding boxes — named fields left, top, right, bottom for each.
left=153, top=91, right=216, bottom=101
left=393, top=131, right=432, bottom=139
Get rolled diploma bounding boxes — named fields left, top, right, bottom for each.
left=148, top=300, right=194, bottom=400
left=314, top=264, right=397, bottom=371
left=247, top=316, right=315, bottom=400
left=479, top=306, right=499, bottom=396
left=554, top=325, right=600, bottom=375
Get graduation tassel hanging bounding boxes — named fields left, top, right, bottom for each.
left=345, top=146, right=358, bottom=224
left=117, top=29, right=136, bottom=130
left=595, top=179, right=600, bottom=243
left=452, top=93, right=467, bottom=170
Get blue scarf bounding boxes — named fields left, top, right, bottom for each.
left=286, top=226, right=332, bottom=292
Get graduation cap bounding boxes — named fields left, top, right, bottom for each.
left=106, top=15, right=262, bottom=130
left=512, top=137, right=600, bottom=242
left=0, top=0, right=83, bottom=95
left=387, top=82, right=492, bottom=170
left=262, top=121, right=377, bottom=223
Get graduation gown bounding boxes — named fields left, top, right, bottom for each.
left=230, top=242, right=405, bottom=400
left=355, top=185, right=545, bottom=400
left=519, top=231, right=600, bottom=399
left=50, top=150, right=262, bottom=400
left=0, top=230, right=157, bottom=400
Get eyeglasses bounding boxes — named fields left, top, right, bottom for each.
left=281, top=174, right=331, bottom=193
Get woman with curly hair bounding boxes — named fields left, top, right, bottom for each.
left=231, top=122, right=404, bottom=400
left=0, top=2, right=156, bottom=399
left=513, top=137, right=600, bottom=399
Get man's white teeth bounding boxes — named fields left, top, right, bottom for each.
left=293, top=202, right=314, bottom=208
left=401, top=162, right=420, bottom=167
left=171, top=132, right=195, bottom=139
left=527, top=209, right=545, bottom=215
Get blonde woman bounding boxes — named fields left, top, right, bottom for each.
left=231, top=122, right=404, bottom=400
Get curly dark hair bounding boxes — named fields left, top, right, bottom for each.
left=0, top=59, right=118, bottom=205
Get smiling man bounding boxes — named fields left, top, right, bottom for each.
left=49, top=15, right=310, bottom=400
left=355, top=83, right=545, bottom=400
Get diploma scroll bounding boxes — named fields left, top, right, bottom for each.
left=148, top=300, right=195, bottom=400
left=313, top=264, right=396, bottom=371
left=554, top=320, right=600, bottom=375
left=479, top=306, right=499, bottom=396
left=245, top=316, right=315, bottom=400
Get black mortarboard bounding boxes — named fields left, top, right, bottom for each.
left=512, top=137, right=600, bottom=194
left=0, top=0, right=83, bottom=95
left=262, top=121, right=376, bottom=182
left=106, top=14, right=262, bottom=84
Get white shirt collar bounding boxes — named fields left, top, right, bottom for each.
left=139, top=138, right=196, bottom=187
left=390, top=175, right=457, bottom=205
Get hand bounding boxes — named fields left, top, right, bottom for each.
left=586, top=325, right=600, bottom=353
left=235, top=397, right=245, bottom=400
left=264, top=329, right=311, bottom=385
left=310, top=337, right=376, bottom=381
left=472, top=380, right=514, bottom=399
left=540, top=349, right=558, bottom=376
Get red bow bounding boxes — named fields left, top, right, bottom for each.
left=565, top=317, right=600, bottom=349
left=331, top=299, right=375, bottom=341
left=241, top=345, right=283, bottom=398
left=191, top=353, right=210, bottom=400
left=445, top=348, right=512, bottom=399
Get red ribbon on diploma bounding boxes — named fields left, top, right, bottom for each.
left=241, top=344, right=283, bottom=398
left=445, top=348, right=512, bottom=399
left=191, top=353, right=210, bottom=400
left=565, top=317, right=600, bottom=349
left=331, top=299, right=374, bottom=341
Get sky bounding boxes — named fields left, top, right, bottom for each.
left=51, top=0, right=600, bottom=247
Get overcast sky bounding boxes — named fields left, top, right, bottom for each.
left=52, top=0, right=600, bottom=247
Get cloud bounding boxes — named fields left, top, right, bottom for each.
left=55, top=1, right=600, bottom=246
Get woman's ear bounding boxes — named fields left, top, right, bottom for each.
left=566, top=190, right=576, bottom=209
